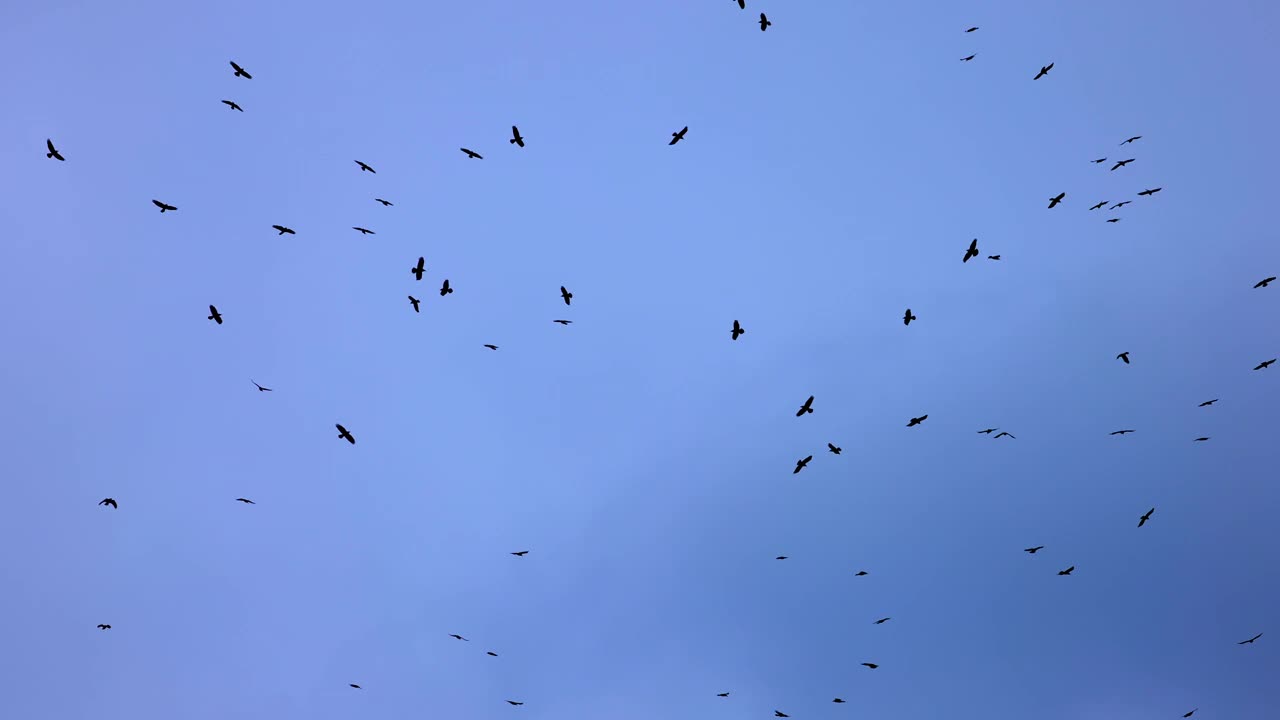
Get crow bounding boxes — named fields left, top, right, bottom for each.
left=440, top=279, right=453, bottom=297
left=1138, top=507, right=1155, bottom=527
left=1034, top=62, right=1054, bottom=80
left=1111, top=201, right=1132, bottom=209
left=861, top=663, right=879, bottom=669
left=271, top=225, right=295, bottom=235
left=961, top=54, right=976, bottom=62
left=460, top=148, right=483, bottom=159
left=553, top=319, right=572, bottom=325
left=506, top=700, right=523, bottom=706
left=408, top=296, right=420, bottom=313
left=1199, top=399, right=1218, bottom=407
left=965, top=26, right=978, bottom=32
left=963, top=238, right=979, bottom=263
left=375, top=198, right=393, bottom=206
left=411, top=257, right=426, bottom=281
left=1058, top=566, right=1075, bottom=575
left=828, top=443, right=841, bottom=455
left=229, top=61, right=252, bottom=79
left=352, top=227, right=375, bottom=235
left=1025, top=546, right=1044, bottom=554
left=793, top=455, right=813, bottom=474
left=1117, top=351, right=1130, bottom=364
left=1111, top=158, right=1135, bottom=171
left=717, top=692, right=730, bottom=697
left=208, top=305, right=223, bottom=325
left=1120, top=136, right=1142, bottom=145
left=1110, top=429, right=1135, bottom=435
left=235, top=498, right=255, bottom=504
left=874, top=617, right=891, bottom=624
left=349, top=684, right=361, bottom=689
left=988, top=255, right=1001, bottom=260
left=904, top=308, right=917, bottom=325
left=1239, top=633, right=1263, bottom=645
left=46, top=139, right=65, bottom=160
left=855, top=570, right=868, bottom=576
left=511, top=551, right=529, bottom=557
left=1137, top=187, right=1162, bottom=196
left=152, top=199, right=177, bottom=213
left=669, top=126, right=688, bottom=145
left=355, top=160, right=376, bottom=173
left=1254, top=276, right=1276, bottom=288
left=484, top=344, right=499, bottom=350
left=1194, top=437, right=1211, bottom=442
left=97, top=624, right=111, bottom=630
left=907, top=415, right=928, bottom=427
left=449, top=634, right=468, bottom=641
left=1255, top=359, right=1276, bottom=370
left=251, top=380, right=272, bottom=392
left=560, top=286, right=573, bottom=305
left=796, top=395, right=814, bottom=417
left=98, top=498, right=117, bottom=509
left=221, top=100, right=243, bottom=112
left=759, top=12, right=771, bottom=31
left=1091, top=158, right=1107, bottom=164
left=336, top=424, right=355, bottom=445
left=1048, top=192, right=1066, bottom=208
left=731, top=319, right=745, bottom=340
left=994, top=431, right=1015, bottom=439
left=1106, top=218, right=1121, bottom=223
left=1090, top=201, right=1108, bottom=210
left=510, top=126, right=525, bottom=147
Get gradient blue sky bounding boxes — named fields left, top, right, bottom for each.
left=2, top=0, right=1277, bottom=718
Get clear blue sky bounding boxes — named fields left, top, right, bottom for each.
left=2, top=0, right=1277, bottom=717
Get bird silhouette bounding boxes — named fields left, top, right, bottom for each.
left=1138, top=507, right=1155, bottom=527
left=1137, top=187, right=1163, bottom=196
left=1120, top=135, right=1142, bottom=145
left=759, top=12, right=771, bottom=31
left=965, top=26, right=978, bottom=32
left=1184, top=710, right=1198, bottom=718
left=229, top=61, right=252, bottom=79
left=904, top=308, right=917, bottom=325
left=235, top=498, right=255, bottom=504
left=506, top=700, right=523, bottom=706
left=560, top=286, right=573, bottom=305
left=354, top=160, right=375, bottom=173
left=408, top=296, right=420, bottom=313
left=796, top=395, right=815, bottom=417
left=1106, top=218, right=1121, bottom=223
left=669, top=126, right=688, bottom=145
left=961, top=54, right=976, bottom=62
left=907, top=415, right=928, bottom=427
left=994, top=431, right=1015, bottom=439
left=553, top=319, right=572, bottom=325
left=511, top=551, right=529, bottom=556
left=1199, top=399, right=1218, bottom=407
left=988, top=255, right=1001, bottom=260
left=1090, top=201, right=1108, bottom=210
left=1111, top=201, right=1132, bottom=209
left=1110, top=429, right=1135, bottom=435
left=207, top=305, right=223, bottom=324
left=349, top=684, right=361, bottom=689
left=793, top=455, right=813, bottom=474
left=775, top=556, right=788, bottom=560
left=1239, top=633, right=1263, bottom=644
left=1034, top=62, right=1054, bottom=80
left=336, top=424, right=355, bottom=444
left=874, top=617, right=891, bottom=624
left=855, top=570, right=869, bottom=576
left=487, top=651, right=498, bottom=656
left=97, top=624, right=111, bottom=630
left=411, top=257, right=426, bottom=281
left=963, top=238, right=979, bottom=263
left=1255, top=276, right=1276, bottom=288
left=978, top=428, right=999, bottom=435
left=1117, top=351, right=1130, bottom=364
left=1058, top=566, right=1075, bottom=575
left=221, top=100, right=243, bottom=112
left=1255, top=359, right=1276, bottom=370
left=1025, top=546, right=1044, bottom=554
left=271, top=225, right=295, bottom=235
left=510, top=126, right=525, bottom=147
left=46, top=139, right=65, bottom=160
left=460, top=148, right=483, bottom=159
left=152, top=199, right=177, bottom=213
left=861, top=663, right=879, bottom=669
left=1111, top=158, right=1135, bottom=171
left=440, top=279, right=453, bottom=297
left=449, top=634, right=468, bottom=641
left=1091, top=158, right=1107, bottom=164
left=352, top=227, right=375, bottom=235
left=833, top=698, right=847, bottom=703
left=1048, top=192, right=1066, bottom=208
left=251, top=380, right=272, bottom=392
left=731, top=319, right=745, bottom=340
left=484, top=344, right=499, bottom=350
left=98, top=498, right=117, bottom=509
left=375, top=198, right=393, bottom=206
left=1194, top=437, right=1211, bottom=442
left=827, top=443, right=841, bottom=455
left=774, top=711, right=789, bottom=718
left=717, top=692, right=730, bottom=697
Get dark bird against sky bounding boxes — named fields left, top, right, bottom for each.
left=46, top=139, right=65, bottom=160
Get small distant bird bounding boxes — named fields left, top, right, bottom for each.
left=375, top=198, right=393, bottom=206
left=1111, top=201, right=1132, bottom=209
left=271, top=225, right=295, bottom=235
left=336, top=424, right=355, bottom=445
left=98, top=498, right=117, bottom=509
left=669, top=126, right=689, bottom=145
left=775, top=556, right=788, bottom=560
left=1034, top=62, right=1054, bottom=80
left=994, top=431, right=1015, bottom=439
left=408, top=296, right=420, bottom=313
left=774, top=712, right=789, bottom=718
left=828, top=443, right=841, bottom=455
left=731, top=319, right=745, bottom=340
left=1106, top=218, right=1121, bottom=223
left=759, top=12, right=771, bottom=31
left=1058, top=566, right=1075, bottom=575
left=352, top=227, right=375, bottom=235
left=961, top=54, right=976, bottom=62
left=903, top=308, right=916, bottom=325
left=510, top=126, right=525, bottom=147
left=907, top=415, right=928, bottom=427
left=796, top=395, right=815, bottom=417
left=793, top=455, right=813, bottom=474
left=553, top=319, right=572, bottom=325
left=483, top=344, right=498, bottom=351
left=349, top=684, right=361, bottom=689
left=46, top=139, right=65, bottom=160
left=978, top=428, right=997, bottom=434
left=1048, top=192, right=1066, bottom=208
left=1137, top=187, right=1162, bottom=196
left=487, top=651, right=498, bottom=657
left=855, top=570, right=868, bottom=576
left=1254, top=276, right=1276, bottom=288
left=1090, top=201, right=1108, bottom=210
left=460, top=148, right=483, bottom=159
left=1025, top=546, right=1044, bottom=554
left=1184, top=710, right=1198, bottom=718
left=449, top=634, right=469, bottom=641
left=97, top=624, right=111, bottom=630
left=965, top=26, right=978, bottom=32
left=874, top=617, right=891, bottom=624
left=1238, top=633, right=1263, bottom=645
left=988, top=255, right=1001, bottom=260
left=506, top=700, right=523, bottom=706
left=439, top=279, right=453, bottom=297
left=1256, top=359, right=1276, bottom=370
left=861, top=663, right=879, bottom=670
left=1194, top=437, right=1210, bottom=442
left=833, top=698, right=846, bottom=703
left=1138, top=507, right=1155, bottom=527
left=963, top=238, right=979, bottom=263
left=251, top=380, right=272, bottom=392
left=1117, top=351, right=1130, bottom=364
left=229, top=61, right=252, bottom=79
left=152, top=199, right=177, bottom=213
left=511, top=551, right=529, bottom=556
left=1110, top=429, right=1135, bottom=435
left=560, top=286, right=573, bottom=305
left=411, top=257, right=426, bottom=281
left=355, top=160, right=375, bottom=173
left=717, top=692, right=730, bottom=698
left=1111, top=158, right=1135, bottom=171
left=235, top=498, right=255, bottom=504
left=221, top=100, right=243, bottom=112
left=207, top=305, right=223, bottom=325
left=1091, top=158, right=1107, bottom=164
left=1120, top=136, right=1142, bottom=145
left=1199, top=399, right=1218, bottom=407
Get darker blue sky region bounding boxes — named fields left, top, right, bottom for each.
left=1, top=1, right=1277, bottom=719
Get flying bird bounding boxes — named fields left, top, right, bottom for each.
left=511, top=551, right=529, bottom=556
left=560, top=286, right=573, bottom=305
left=1111, top=201, right=1132, bottom=209
left=352, top=227, right=375, bottom=235
left=510, top=126, right=525, bottom=147
left=827, top=443, right=841, bottom=455
left=903, top=308, right=917, bottom=325
left=506, top=700, right=523, bottom=706
left=963, top=238, right=979, bottom=262
left=1090, top=201, right=1108, bottom=210
left=375, top=198, right=393, bottom=206
left=833, top=698, right=846, bottom=704
left=98, top=498, right=117, bottom=509
left=1034, top=62, right=1054, bottom=80
left=1111, top=158, right=1135, bottom=171
left=553, top=319, right=572, bottom=325
left=229, top=61, right=252, bottom=79
left=717, top=692, right=730, bottom=697
left=1117, top=351, right=1130, bottom=364
left=793, top=455, right=813, bottom=474
left=97, top=624, right=111, bottom=630
left=251, top=380, right=272, bottom=392
left=1106, top=218, right=1121, bottom=223
left=1110, top=429, right=1135, bottom=435
left=994, top=431, right=1015, bottom=439
left=449, top=634, right=468, bottom=641
left=1137, top=187, right=1162, bottom=196
left=759, top=12, right=771, bottom=31
left=988, top=255, right=1001, bottom=260
left=271, top=225, right=295, bottom=235
left=861, top=663, right=879, bottom=669
left=207, top=305, right=223, bottom=324
left=1025, top=546, right=1044, bottom=554
left=978, top=428, right=997, bottom=434
left=483, top=344, right=498, bottom=350
left=355, top=160, right=375, bottom=173
left=487, top=651, right=498, bottom=656
left=874, top=617, right=891, bottom=624
left=1091, top=158, right=1107, bottom=164
left=408, top=296, right=420, bottom=313
left=731, top=319, right=745, bottom=340
left=440, top=279, right=453, bottom=297
left=1194, top=437, right=1210, bottom=442
left=336, top=424, right=355, bottom=445
left=1255, top=359, right=1276, bottom=370
left=965, top=26, right=978, bottom=32
left=961, top=54, right=976, bottom=62
left=907, top=415, right=928, bottom=427
left=1048, top=192, right=1066, bottom=208
left=1120, top=135, right=1142, bottom=145
left=152, top=199, right=177, bottom=213
left=775, top=556, right=788, bottom=560
left=1138, top=507, right=1155, bottom=527
left=349, top=684, right=361, bottom=689
left=235, top=498, right=255, bottom=504
left=221, top=100, right=243, bottom=112
left=669, top=126, right=688, bottom=145
left=411, top=257, right=426, bottom=281
left=855, top=570, right=869, bottom=576
left=1254, top=276, right=1276, bottom=288
left=46, top=139, right=65, bottom=160
left=1199, top=399, right=1218, bottom=407
left=1058, top=566, right=1075, bottom=575
left=460, top=148, right=483, bottom=159
left=774, top=712, right=789, bottom=718
left=1238, top=633, right=1263, bottom=645
left=796, top=395, right=815, bottom=417
left=1184, top=710, right=1198, bottom=718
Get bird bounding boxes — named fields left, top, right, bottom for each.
left=98, top=498, right=117, bottom=509
left=1111, top=158, right=1135, bottom=171
left=1184, top=710, right=1198, bottom=718
left=1238, top=633, right=1263, bottom=645
left=855, top=570, right=869, bottom=576
left=907, top=415, right=928, bottom=427
left=1194, top=437, right=1211, bottom=442
left=988, top=255, right=1001, bottom=260
left=460, top=148, right=483, bottom=159
left=235, top=498, right=255, bottom=504
left=506, top=700, right=523, bottom=706
left=796, top=395, right=815, bottom=417
left=553, top=319, right=572, bottom=325
left=1058, top=566, right=1075, bottom=575
left=874, top=617, right=891, bottom=624
left=793, top=455, right=813, bottom=474
left=440, top=279, right=453, bottom=297
left=861, top=663, right=879, bottom=670
left=731, top=319, right=745, bottom=340
left=963, top=238, right=979, bottom=263
left=221, top=100, right=243, bottom=112
left=1111, top=201, right=1132, bottom=209
left=97, top=624, right=111, bottom=630
left=1048, top=192, right=1066, bottom=208
left=487, top=651, right=498, bottom=657
left=1110, top=429, right=1135, bottom=435
left=1025, top=546, right=1044, bottom=554
left=336, top=424, right=355, bottom=444
left=833, top=698, right=846, bottom=703
left=560, top=286, right=573, bottom=305
left=207, top=305, right=223, bottom=325
left=251, top=380, right=272, bottom=392
left=1091, top=158, right=1107, bottom=164
left=1117, top=351, right=1130, bottom=364
left=152, top=199, right=177, bottom=213
left=349, top=684, right=361, bottom=689
left=960, top=54, right=976, bottom=62
left=903, top=308, right=917, bottom=325
left=449, top=634, right=469, bottom=641
left=484, top=344, right=499, bottom=351
left=408, top=296, right=420, bottom=313
left=716, top=693, right=730, bottom=698
left=994, top=431, right=1015, bottom=439
left=1254, top=276, right=1276, bottom=288
left=511, top=551, right=529, bottom=556
left=1138, top=187, right=1163, bottom=196
left=354, top=160, right=375, bottom=173
left=375, top=198, right=393, bottom=206
left=759, top=12, right=771, bottom=31
left=1090, top=201, right=1108, bottom=210
left=271, top=225, right=295, bottom=235
left=411, top=257, right=426, bottom=281
left=510, top=126, right=525, bottom=147
left=46, top=139, right=65, bottom=160
left=1255, top=359, right=1276, bottom=370
left=1199, top=399, right=1218, bottom=407
left=1034, top=62, right=1054, bottom=80
left=827, top=443, right=842, bottom=455
left=352, top=227, right=375, bottom=235
left=1138, top=508, right=1155, bottom=527
left=1106, top=218, right=1121, bottom=223
left=229, top=61, right=252, bottom=79
left=775, top=556, right=788, bottom=560
left=1120, top=135, right=1142, bottom=145
left=669, top=126, right=688, bottom=145
left=774, top=712, right=789, bottom=718
left=965, top=26, right=978, bottom=32
left=978, top=428, right=998, bottom=435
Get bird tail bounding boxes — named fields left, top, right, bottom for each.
left=509, top=138, right=516, bottom=144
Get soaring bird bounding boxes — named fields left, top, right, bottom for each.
left=1090, top=201, right=1108, bottom=210
left=775, top=556, right=788, bottom=560
left=1199, top=399, right=1218, bottom=407
left=1025, top=546, right=1044, bottom=554
left=560, top=286, right=573, bottom=305
left=1138, top=507, right=1155, bottom=527
left=1106, top=218, right=1121, bottom=223
left=861, top=663, right=879, bottom=670
left=487, top=651, right=498, bottom=656
left=978, top=428, right=997, bottom=434
left=1110, top=429, right=1135, bottom=435
left=960, top=54, right=976, bottom=62
left=229, top=61, right=252, bottom=79
left=965, top=26, right=978, bottom=32
left=221, top=100, right=243, bottom=112
left=963, top=238, right=979, bottom=263
left=207, top=305, right=223, bottom=324
left=827, top=443, right=842, bottom=455
left=408, top=296, right=420, bottom=313
left=449, top=634, right=468, bottom=641
left=235, top=498, right=255, bottom=504
left=874, top=617, right=891, bottom=624
left=793, top=455, right=813, bottom=474
left=1255, top=276, right=1276, bottom=288
left=440, top=279, right=453, bottom=297
left=460, top=148, right=483, bottom=159
left=1137, top=187, right=1162, bottom=196
left=510, top=126, right=525, bottom=147
left=1091, top=158, right=1107, bottom=164
left=46, top=139, right=65, bottom=160
left=97, top=624, right=111, bottom=630
left=411, top=257, right=426, bottom=281
left=855, top=570, right=869, bottom=576
left=506, top=700, right=523, bottom=706
left=1048, top=192, right=1066, bottom=208
left=251, top=380, right=272, bottom=392
left=833, top=698, right=847, bottom=703
left=907, top=415, right=928, bottom=427
left=669, top=126, right=689, bottom=145
left=1239, top=633, right=1263, bottom=645
left=98, top=498, right=117, bottom=509
left=352, top=227, right=375, bottom=235
left=1111, top=158, right=1135, bottom=171
left=375, top=198, right=393, bottom=206
left=774, top=712, right=789, bottom=718
left=1117, top=351, right=1130, bottom=364
left=349, top=684, right=361, bottom=689
left=511, top=551, right=529, bottom=556
left=1120, top=135, right=1142, bottom=145
left=1111, top=201, right=1132, bottom=209
left=796, top=395, right=815, bottom=417
left=272, top=225, right=295, bottom=235
left=1256, top=359, right=1276, bottom=370
left=355, top=160, right=376, bottom=173
left=553, top=319, right=572, bottom=325
left=152, top=199, right=177, bottom=213
left=716, top=692, right=730, bottom=697
left=731, top=319, right=745, bottom=340
left=759, top=12, right=771, bottom=31
left=1194, top=437, right=1211, bottom=442
left=1033, top=62, right=1054, bottom=80
left=1184, top=710, right=1198, bottom=718
left=988, top=255, right=1001, bottom=260
left=336, top=424, right=355, bottom=444
left=994, top=431, right=1015, bottom=439
left=483, top=344, right=498, bottom=351
left=1058, top=566, right=1075, bottom=575
left=903, top=308, right=917, bottom=325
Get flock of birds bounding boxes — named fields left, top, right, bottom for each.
left=36, top=6, right=1275, bottom=715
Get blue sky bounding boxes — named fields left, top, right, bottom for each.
left=2, top=0, right=1277, bottom=717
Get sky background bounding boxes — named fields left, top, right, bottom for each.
left=2, top=0, right=1278, bottom=718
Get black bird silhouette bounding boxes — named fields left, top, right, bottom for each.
left=349, top=684, right=361, bottom=689
left=1184, top=710, right=1198, bottom=718
left=1138, top=507, right=1155, bottom=527
left=793, top=455, right=813, bottom=474
left=221, top=100, right=243, bottom=112
left=796, top=395, right=815, bottom=417
left=272, top=225, right=295, bottom=235
left=352, top=227, right=375, bottom=235
left=961, top=54, right=976, bottom=62
left=775, top=556, right=788, bottom=560
left=833, top=698, right=846, bottom=703
left=1117, top=351, right=1130, bottom=364
left=1194, top=437, right=1210, bottom=442
left=1091, top=158, right=1107, bottom=164
left=484, top=344, right=498, bottom=351
left=1137, top=187, right=1162, bottom=196
left=355, top=160, right=375, bottom=173
left=1111, top=158, right=1135, bottom=171
left=1034, top=62, right=1054, bottom=80
left=251, top=380, right=272, bottom=392
left=1120, top=135, right=1142, bottom=145
left=1239, top=633, right=1263, bottom=645
left=506, top=700, right=523, bottom=706
left=511, top=551, right=529, bottom=556
left=716, top=692, right=730, bottom=697
left=861, top=663, right=879, bottom=669
left=152, top=199, right=177, bottom=213
left=855, top=570, right=869, bottom=576
left=98, top=498, right=117, bottom=509
left=553, top=319, right=572, bottom=325
left=375, top=198, right=393, bottom=206
left=460, top=148, right=483, bottom=159
left=411, top=257, right=426, bottom=281
left=1255, top=359, right=1276, bottom=370
left=1090, top=201, right=1108, bottom=210
left=487, top=651, right=498, bottom=656
left=1254, top=276, right=1275, bottom=288
left=440, top=279, right=453, bottom=297
left=1111, top=201, right=1132, bottom=209
left=978, top=428, right=997, bottom=434
left=774, top=712, right=789, bottom=718
left=510, top=126, right=525, bottom=147
left=988, top=255, right=1001, bottom=260
left=1110, top=429, right=1135, bottom=435
left=235, top=498, right=255, bottom=504
left=828, top=443, right=841, bottom=455
left=965, top=26, right=978, bottom=32
left=1199, top=399, right=1218, bottom=407
left=1058, top=566, right=1075, bottom=575
left=759, top=12, right=771, bottom=31
left=560, top=286, right=573, bottom=305
left=994, top=431, right=1015, bottom=439
left=46, top=139, right=65, bottom=161
left=731, top=319, right=745, bottom=340
left=904, top=308, right=917, bottom=325
left=207, top=305, right=223, bottom=324
left=1025, top=546, right=1044, bottom=554
left=229, top=61, right=252, bottom=79
left=1106, top=218, right=1122, bottom=223
left=1048, top=192, right=1066, bottom=208
left=963, top=238, right=979, bottom=263
left=669, top=126, right=688, bottom=145
left=449, top=634, right=468, bottom=641
left=97, top=624, right=111, bottom=629
left=874, top=617, right=891, bottom=624
left=408, top=296, right=420, bottom=313
left=907, top=415, right=928, bottom=427
left=336, top=424, right=355, bottom=445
